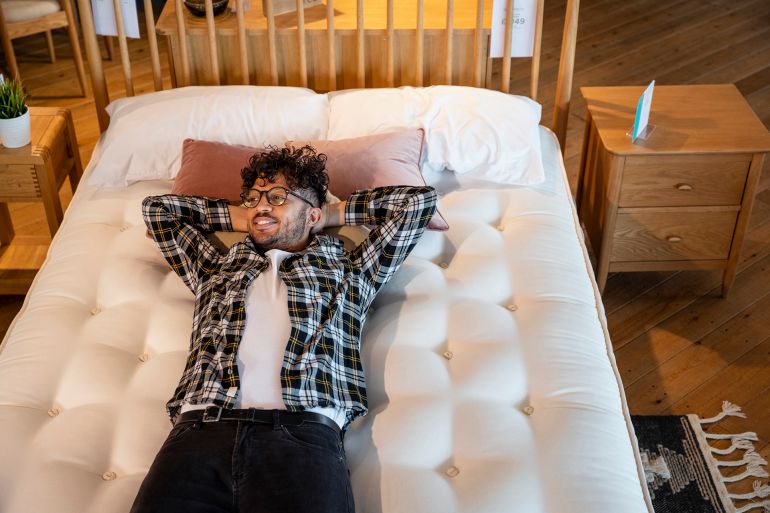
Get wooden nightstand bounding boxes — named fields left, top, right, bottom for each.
left=576, top=84, right=770, bottom=297
left=0, top=107, right=82, bottom=294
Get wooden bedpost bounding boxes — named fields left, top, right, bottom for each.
left=76, top=0, right=109, bottom=132
left=552, top=0, right=579, bottom=152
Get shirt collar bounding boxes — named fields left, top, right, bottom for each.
left=241, top=233, right=344, bottom=256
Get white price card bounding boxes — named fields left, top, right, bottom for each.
left=92, top=0, right=140, bottom=39
left=490, top=0, right=537, bottom=58
left=631, top=80, right=655, bottom=142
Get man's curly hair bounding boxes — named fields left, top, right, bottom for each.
left=241, top=145, right=329, bottom=208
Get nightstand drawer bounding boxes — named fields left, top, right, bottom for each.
left=611, top=210, right=738, bottom=262
left=619, top=154, right=751, bottom=207
left=0, top=164, right=40, bottom=201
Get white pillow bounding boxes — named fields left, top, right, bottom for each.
left=328, top=86, right=544, bottom=185
left=88, top=86, right=330, bottom=187
left=327, top=87, right=429, bottom=136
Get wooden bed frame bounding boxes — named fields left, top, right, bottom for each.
left=74, top=0, right=578, bottom=150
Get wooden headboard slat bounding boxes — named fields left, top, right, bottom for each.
left=174, top=0, right=190, bottom=86
left=416, top=0, right=424, bottom=87
left=553, top=0, right=579, bottom=151
left=472, top=0, right=483, bottom=88
left=265, top=0, right=278, bottom=85
left=235, top=0, right=249, bottom=84
left=327, top=0, right=336, bottom=90
left=356, top=0, right=365, bottom=87
left=205, top=0, right=221, bottom=85
left=110, top=0, right=134, bottom=95
left=529, top=0, right=544, bottom=101
left=500, top=0, right=514, bottom=94
left=296, top=0, right=308, bottom=87
left=76, top=0, right=108, bottom=132
left=445, top=0, right=454, bottom=84
left=386, top=0, right=394, bottom=87
left=142, top=0, right=163, bottom=90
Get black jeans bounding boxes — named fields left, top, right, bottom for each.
left=130, top=419, right=355, bottom=513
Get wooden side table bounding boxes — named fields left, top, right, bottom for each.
left=576, top=84, right=770, bottom=297
left=0, top=107, right=82, bottom=294
left=0, top=107, right=82, bottom=243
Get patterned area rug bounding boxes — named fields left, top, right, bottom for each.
left=632, top=402, right=770, bottom=513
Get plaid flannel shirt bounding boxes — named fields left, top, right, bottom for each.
left=142, top=186, right=437, bottom=429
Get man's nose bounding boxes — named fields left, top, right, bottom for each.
left=255, top=193, right=272, bottom=210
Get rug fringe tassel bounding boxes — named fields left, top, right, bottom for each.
left=730, top=481, right=770, bottom=500
left=698, top=401, right=770, bottom=513
left=706, top=431, right=759, bottom=441
left=701, top=401, right=748, bottom=424
left=734, top=498, right=770, bottom=513
left=722, top=462, right=769, bottom=483
left=712, top=439, right=757, bottom=455
left=716, top=449, right=768, bottom=468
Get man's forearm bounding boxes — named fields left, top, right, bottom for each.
left=324, top=201, right=346, bottom=228
left=228, top=205, right=249, bottom=232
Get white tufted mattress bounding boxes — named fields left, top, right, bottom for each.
left=0, top=126, right=654, bottom=513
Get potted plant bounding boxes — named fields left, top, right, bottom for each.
left=0, top=75, right=31, bottom=148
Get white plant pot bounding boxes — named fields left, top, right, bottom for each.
left=0, top=109, right=31, bottom=148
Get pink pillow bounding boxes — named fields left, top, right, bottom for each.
left=289, top=129, right=449, bottom=231
left=171, top=139, right=256, bottom=203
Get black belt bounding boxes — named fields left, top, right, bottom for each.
left=176, top=406, right=341, bottom=437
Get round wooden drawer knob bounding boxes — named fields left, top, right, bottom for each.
left=666, top=236, right=683, bottom=243
left=676, top=183, right=694, bottom=191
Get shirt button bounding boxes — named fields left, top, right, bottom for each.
left=102, top=471, right=117, bottom=481
left=47, top=408, right=60, bottom=417
left=445, top=466, right=460, bottom=478
left=90, top=307, right=101, bottom=315
left=439, top=262, right=449, bottom=269
left=523, top=405, right=534, bottom=415
left=138, top=353, right=149, bottom=362
left=443, top=351, right=454, bottom=360
left=507, top=304, right=518, bottom=312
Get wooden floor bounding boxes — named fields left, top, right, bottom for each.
left=2, top=0, right=770, bottom=496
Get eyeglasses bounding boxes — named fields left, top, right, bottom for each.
left=240, top=187, right=316, bottom=208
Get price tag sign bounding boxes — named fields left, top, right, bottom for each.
left=490, top=0, right=537, bottom=58
left=630, top=80, right=656, bottom=142
left=92, top=0, right=140, bottom=39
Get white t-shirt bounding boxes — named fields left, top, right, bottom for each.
left=181, top=248, right=347, bottom=429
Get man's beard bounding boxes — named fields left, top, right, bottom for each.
left=249, top=212, right=308, bottom=252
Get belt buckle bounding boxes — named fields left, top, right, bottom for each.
left=202, top=406, right=222, bottom=422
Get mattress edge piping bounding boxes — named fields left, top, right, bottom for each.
left=542, top=125, right=655, bottom=513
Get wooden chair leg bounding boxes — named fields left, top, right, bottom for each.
left=103, top=36, right=114, bottom=60
left=45, top=30, right=56, bottom=62
left=0, top=7, right=20, bottom=80
left=62, top=0, right=88, bottom=96
left=0, top=203, right=14, bottom=246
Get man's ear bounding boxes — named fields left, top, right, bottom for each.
left=307, top=206, right=322, bottom=227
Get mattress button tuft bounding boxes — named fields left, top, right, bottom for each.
left=507, top=304, right=518, bottom=312
left=523, top=405, right=535, bottom=415
left=439, top=262, right=449, bottom=269
left=47, top=408, right=60, bottom=417
left=445, top=466, right=460, bottom=478
left=443, top=351, right=454, bottom=360
left=120, top=226, right=128, bottom=232
left=90, top=307, right=101, bottom=315
left=102, top=471, right=117, bottom=481
left=138, top=353, right=149, bottom=362
left=497, top=225, right=505, bottom=231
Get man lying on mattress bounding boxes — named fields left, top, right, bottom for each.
left=134, top=144, right=437, bottom=513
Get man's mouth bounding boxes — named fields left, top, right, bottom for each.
left=253, top=217, right=278, bottom=231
